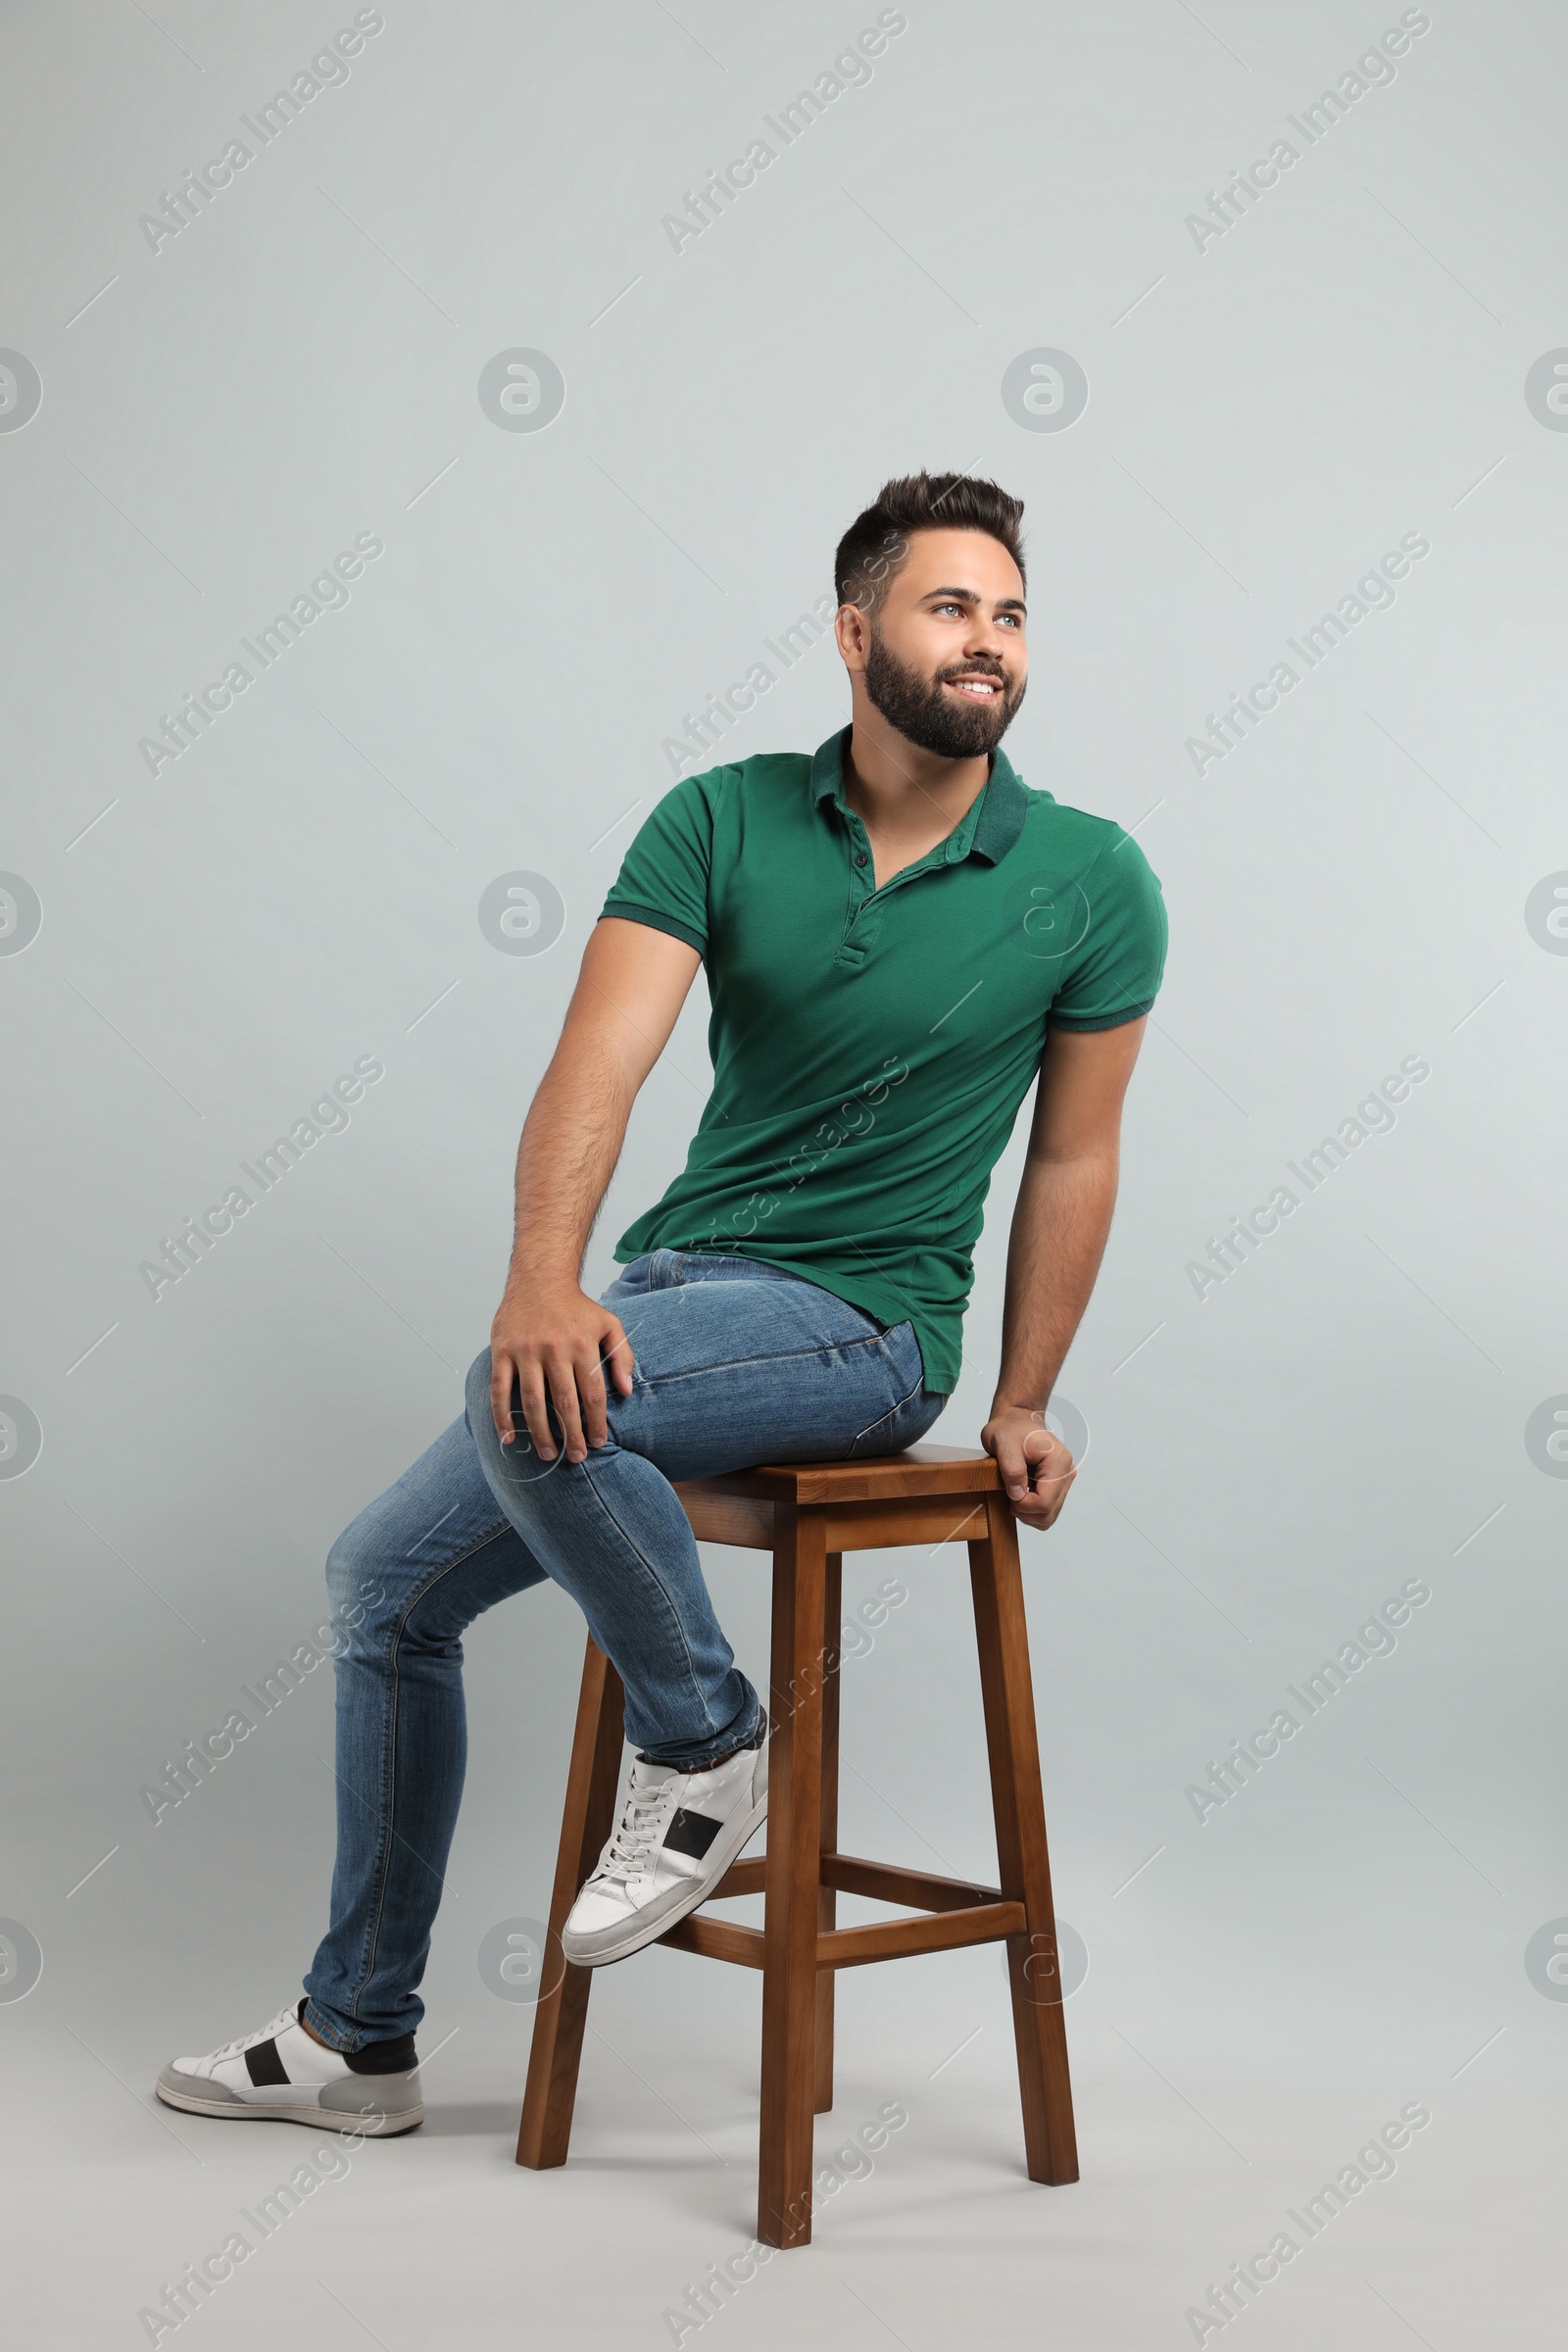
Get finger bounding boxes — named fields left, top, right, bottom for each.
left=1023, top=1429, right=1073, bottom=1491
left=992, top=1432, right=1033, bottom=1503
left=490, top=1351, right=518, bottom=1446
left=601, top=1314, right=635, bottom=1397
left=1015, top=1488, right=1058, bottom=1529
left=577, top=1348, right=610, bottom=1450
left=548, top=1355, right=588, bottom=1463
left=516, top=1366, right=556, bottom=1460
left=1037, top=1473, right=1075, bottom=1529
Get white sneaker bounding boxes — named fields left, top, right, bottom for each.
left=156, top=1999, right=422, bottom=2134
left=562, top=1718, right=768, bottom=1967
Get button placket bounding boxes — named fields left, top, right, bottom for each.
left=834, top=798, right=974, bottom=968
left=836, top=808, right=876, bottom=963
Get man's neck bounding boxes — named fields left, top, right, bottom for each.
left=841, top=706, right=991, bottom=840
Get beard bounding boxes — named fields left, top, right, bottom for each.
left=862, top=626, right=1026, bottom=759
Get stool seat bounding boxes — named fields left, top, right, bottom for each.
left=515, top=1444, right=1078, bottom=2247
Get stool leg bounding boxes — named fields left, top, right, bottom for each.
left=813, top=1551, right=842, bottom=2115
left=758, top=1505, right=827, bottom=2248
left=969, top=1496, right=1080, bottom=2186
left=515, top=1636, right=624, bottom=2170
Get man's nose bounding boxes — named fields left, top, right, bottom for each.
left=964, top=616, right=1015, bottom=660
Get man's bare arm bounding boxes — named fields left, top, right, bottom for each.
left=489, top=917, right=702, bottom=1459
left=981, top=1017, right=1148, bottom=1530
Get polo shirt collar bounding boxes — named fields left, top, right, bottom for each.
left=810, top=726, right=1029, bottom=866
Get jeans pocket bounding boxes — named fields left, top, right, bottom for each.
left=847, top=1324, right=943, bottom=1458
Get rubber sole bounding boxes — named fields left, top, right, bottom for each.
left=564, top=1788, right=768, bottom=1969
left=155, top=2081, right=423, bottom=2134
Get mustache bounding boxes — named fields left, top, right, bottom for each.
left=937, top=659, right=1010, bottom=685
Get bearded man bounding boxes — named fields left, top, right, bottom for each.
left=157, top=470, right=1167, bottom=2133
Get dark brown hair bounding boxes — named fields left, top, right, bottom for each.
left=834, top=470, right=1026, bottom=611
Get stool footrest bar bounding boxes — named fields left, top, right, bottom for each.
left=707, top=1852, right=1005, bottom=1913
left=657, top=1914, right=766, bottom=1967
left=821, top=1853, right=1004, bottom=1913
left=656, top=1898, right=1026, bottom=1970
left=817, top=1901, right=1025, bottom=1968
left=710, top=1856, right=767, bottom=1900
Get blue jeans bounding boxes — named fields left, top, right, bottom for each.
left=303, top=1250, right=944, bottom=2049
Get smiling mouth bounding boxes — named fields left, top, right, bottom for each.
left=946, top=673, right=1004, bottom=699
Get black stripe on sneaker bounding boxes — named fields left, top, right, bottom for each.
left=663, top=1807, right=722, bottom=1861
left=244, top=2037, right=290, bottom=2087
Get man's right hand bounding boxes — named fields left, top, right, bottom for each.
left=488, top=1283, right=635, bottom=1463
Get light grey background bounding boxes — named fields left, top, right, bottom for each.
left=2, top=2, right=1563, bottom=2345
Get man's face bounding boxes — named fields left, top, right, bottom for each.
left=854, top=526, right=1028, bottom=759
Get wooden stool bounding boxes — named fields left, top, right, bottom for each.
left=515, top=1444, right=1079, bottom=2247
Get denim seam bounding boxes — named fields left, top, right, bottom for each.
left=672, top=1253, right=803, bottom=1281
left=576, top=1456, right=724, bottom=1743
left=331, top=1517, right=513, bottom=2048
left=632, top=1327, right=910, bottom=1394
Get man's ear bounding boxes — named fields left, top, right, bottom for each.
left=835, top=601, right=869, bottom=671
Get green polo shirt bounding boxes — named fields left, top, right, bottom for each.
left=602, top=726, right=1166, bottom=1393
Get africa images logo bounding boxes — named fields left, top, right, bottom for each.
left=476, top=350, right=565, bottom=433
left=0, top=350, right=43, bottom=432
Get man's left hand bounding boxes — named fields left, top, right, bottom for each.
left=981, top=1405, right=1076, bottom=1531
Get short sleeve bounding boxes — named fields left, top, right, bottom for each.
left=600, top=771, right=721, bottom=955
left=1049, top=830, right=1168, bottom=1031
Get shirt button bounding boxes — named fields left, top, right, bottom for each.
left=854, top=852, right=867, bottom=867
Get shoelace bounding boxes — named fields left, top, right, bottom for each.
left=594, top=1775, right=673, bottom=1886
left=208, top=2004, right=298, bottom=2064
